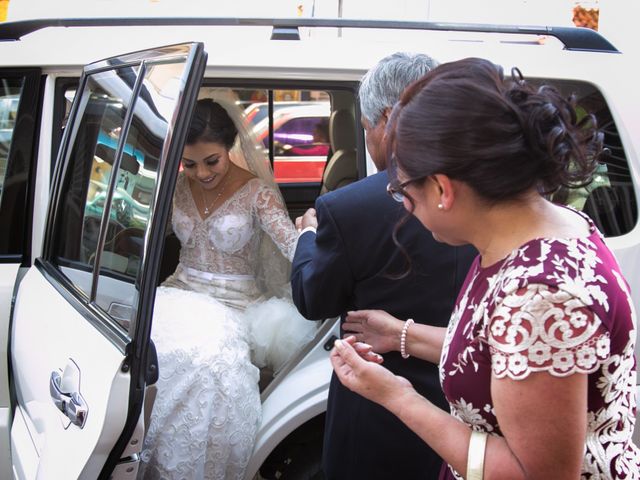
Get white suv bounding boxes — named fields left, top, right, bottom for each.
left=0, top=17, right=638, bottom=480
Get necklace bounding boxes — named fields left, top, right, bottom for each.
left=200, top=170, right=230, bottom=215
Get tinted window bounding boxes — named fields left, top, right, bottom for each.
left=547, top=80, right=637, bottom=237
left=93, top=61, right=181, bottom=328
left=274, top=117, right=327, bottom=148
left=0, top=80, right=22, bottom=211
left=52, top=68, right=137, bottom=297
left=51, top=54, right=191, bottom=335
left=0, top=70, right=41, bottom=259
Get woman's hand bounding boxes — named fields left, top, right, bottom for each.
left=351, top=338, right=384, bottom=364
left=331, top=336, right=415, bottom=412
left=343, top=310, right=404, bottom=354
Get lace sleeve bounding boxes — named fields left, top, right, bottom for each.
left=488, top=284, right=610, bottom=380
left=253, top=182, right=298, bottom=261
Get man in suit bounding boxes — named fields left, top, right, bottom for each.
left=290, top=52, right=477, bottom=479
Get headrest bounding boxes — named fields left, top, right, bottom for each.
left=329, top=109, right=356, bottom=151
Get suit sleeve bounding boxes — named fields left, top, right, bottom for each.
left=290, top=196, right=354, bottom=320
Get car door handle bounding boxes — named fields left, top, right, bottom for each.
left=50, top=371, right=88, bottom=428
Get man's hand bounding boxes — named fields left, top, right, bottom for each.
left=295, top=208, right=318, bottom=232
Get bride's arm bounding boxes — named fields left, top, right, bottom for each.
left=254, top=182, right=298, bottom=261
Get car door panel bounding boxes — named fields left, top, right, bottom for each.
left=0, top=68, right=43, bottom=479
left=11, top=266, right=130, bottom=478
left=0, top=263, right=18, bottom=475
left=10, top=43, right=207, bottom=479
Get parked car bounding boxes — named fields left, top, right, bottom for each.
left=244, top=100, right=325, bottom=127
left=0, top=17, right=638, bottom=480
left=252, top=102, right=331, bottom=183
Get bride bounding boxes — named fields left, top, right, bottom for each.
left=139, top=94, right=317, bottom=479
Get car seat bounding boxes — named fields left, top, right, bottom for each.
left=320, top=109, right=357, bottom=194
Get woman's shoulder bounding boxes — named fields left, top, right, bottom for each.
left=495, top=231, right=627, bottom=317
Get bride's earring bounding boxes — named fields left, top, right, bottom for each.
left=437, top=203, right=444, bottom=210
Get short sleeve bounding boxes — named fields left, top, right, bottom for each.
left=488, top=284, right=610, bottom=380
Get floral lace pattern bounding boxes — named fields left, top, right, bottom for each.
left=439, top=215, right=639, bottom=479
left=140, top=175, right=304, bottom=479
left=140, top=287, right=261, bottom=480
left=172, top=174, right=298, bottom=274
left=489, top=284, right=610, bottom=379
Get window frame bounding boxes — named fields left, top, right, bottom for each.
left=197, top=78, right=365, bottom=188
left=0, top=68, right=43, bottom=265
left=40, top=44, right=208, bottom=351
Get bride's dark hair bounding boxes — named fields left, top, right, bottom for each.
left=187, top=98, right=238, bottom=149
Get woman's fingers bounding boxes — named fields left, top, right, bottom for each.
left=352, top=342, right=383, bottom=363
left=363, top=350, right=384, bottom=364
left=353, top=342, right=372, bottom=354
left=333, top=338, right=365, bottom=369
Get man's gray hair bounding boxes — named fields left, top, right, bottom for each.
left=359, top=52, right=439, bottom=126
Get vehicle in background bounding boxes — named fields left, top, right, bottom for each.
left=244, top=101, right=325, bottom=127
left=253, top=103, right=331, bottom=183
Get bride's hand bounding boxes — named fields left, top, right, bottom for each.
left=331, top=337, right=415, bottom=412
left=296, top=208, right=318, bottom=232
left=343, top=310, right=403, bottom=354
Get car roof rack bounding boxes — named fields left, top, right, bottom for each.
left=0, top=17, right=619, bottom=53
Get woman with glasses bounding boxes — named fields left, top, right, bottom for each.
left=331, top=57, right=639, bottom=479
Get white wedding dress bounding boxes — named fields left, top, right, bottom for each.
left=138, top=173, right=317, bottom=480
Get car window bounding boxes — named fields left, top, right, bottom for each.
left=93, top=60, right=182, bottom=328
left=52, top=68, right=138, bottom=295
left=546, top=79, right=637, bottom=237
left=0, top=81, right=22, bottom=211
left=49, top=58, right=185, bottom=334
left=221, top=88, right=332, bottom=184
left=0, top=70, right=41, bottom=260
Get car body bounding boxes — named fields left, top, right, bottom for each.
left=244, top=100, right=324, bottom=126
left=0, top=17, right=637, bottom=480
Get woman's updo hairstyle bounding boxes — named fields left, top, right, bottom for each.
left=389, top=57, right=603, bottom=202
left=186, top=98, right=238, bottom=149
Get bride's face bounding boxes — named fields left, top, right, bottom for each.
left=181, top=140, right=231, bottom=190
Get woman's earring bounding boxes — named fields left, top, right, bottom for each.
left=437, top=203, right=444, bottom=210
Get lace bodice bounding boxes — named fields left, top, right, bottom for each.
left=171, top=174, right=298, bottom=276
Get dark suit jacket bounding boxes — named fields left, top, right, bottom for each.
left=291, top=170, right=476, bottom=480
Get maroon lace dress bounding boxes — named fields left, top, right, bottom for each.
left=439, top=212, right=639, bottom=479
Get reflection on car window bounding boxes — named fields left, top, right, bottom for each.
left=53, top=58, right=189, bottom=335
left=53, top=68, right=137, bottom=298
left=0, top=79, right=22, bottom=206
left=248, top=91, right=331, bottom=184
left=93, top=60, right=180, bottom=327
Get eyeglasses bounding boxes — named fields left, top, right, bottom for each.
left=386, top=179, right=415, bottom=203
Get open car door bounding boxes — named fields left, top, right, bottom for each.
left=10, top=43, right=206, bottom=479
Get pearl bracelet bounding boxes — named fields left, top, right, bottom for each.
left=400, top=318, right=414, bottom=359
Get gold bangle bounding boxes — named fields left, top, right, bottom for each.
left=466, top=430, right=488, bottom=480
